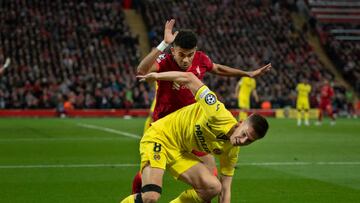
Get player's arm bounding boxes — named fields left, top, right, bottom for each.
left=137, top=71, right=203, bottom=95
left=252, top=89, right=259, bottom=103
left=235, top=81, right=240, bottom=96
left=211, top=63, right=271, bottom=78
left=137, top=19, right=178, bottom=75
left=0, top=58, right=11, bottom=75
left=218, top=175, right=233, bottom=203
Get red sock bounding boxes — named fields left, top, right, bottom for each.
left=318, top=110, right=323, bottom=121
left=213, top=167, right=218, bottom=177
left=132, top=171, right=142, bottom=194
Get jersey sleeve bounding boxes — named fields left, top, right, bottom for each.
left=219, top=146, right=239, bottom=176
left=195, top=85, right=237, bottom=138
left=202, top=53, right=214, bottom=72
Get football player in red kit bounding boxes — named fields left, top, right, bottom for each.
left=316, top=79, right=336, bottom=125
left=132, top=19, right=271, bottom=193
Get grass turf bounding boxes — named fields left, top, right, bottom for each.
left=0, top=117, right=359, bottom=202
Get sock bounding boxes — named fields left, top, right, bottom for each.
left=132, top=172, right=142, bottom=194
left=120, top=194, right=135, bottom=203
left=304, top=110, right=309, bottom=123
left=213, top=167, right=218, bottom=177
left=170, top=189, right=204, bottom=203
left=318, top=110, right=323, bottom=122
left=297, top=110, right=302, bottom=124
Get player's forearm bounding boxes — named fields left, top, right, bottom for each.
left=212, top=63, right=250, bottom=77
left=155, top=72, right=203, bottom=94
left=219, top=175, right=232, bottom=203
left=137, top=48, right=161, bottom=75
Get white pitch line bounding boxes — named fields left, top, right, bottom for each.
left=0, top=137, right=125, bottom=142
left=1, top=162, right=360, bottom=169
left=77, top=123, right=141, bottom=139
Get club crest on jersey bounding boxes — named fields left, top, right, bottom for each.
left=205, top=93, right=216, bottom=105
left=153, top=154, right=161, bottom=161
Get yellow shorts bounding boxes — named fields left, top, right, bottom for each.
left=238, top=99, right=250, bottom=109
left=296, top=98, right=310, bottom=110
left=139, top=128, right=201, bottom=179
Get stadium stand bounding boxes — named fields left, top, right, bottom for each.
left=0, top=0, right=150, bottom=110
left=0, top=0, right=356, bottom=116
left=140, top=0, right=346, bottom=110
left=307, top=0, right=360, bottom=95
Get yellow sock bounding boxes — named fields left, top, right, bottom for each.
left=297, top=110, right=302, bottom=122
left=120, top=194, right=135, bottom=203
left=304, top=110, right=309, bottom=122
left=170, top=189, right=204, bottom=203
left=239, top=111, right=248, bottom=121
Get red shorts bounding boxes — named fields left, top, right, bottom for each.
left=191, top=150, right=208, bottom=157
left=319, top=99, right=331, bottom=111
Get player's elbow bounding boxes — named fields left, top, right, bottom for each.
left=136, top=66, right=146, bottom=75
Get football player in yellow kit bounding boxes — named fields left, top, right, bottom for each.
left=296, top=79, right=311, bottom=126
left=235, top=76, right=258, bottom=121
left=120, top=71, right=269, bottom=203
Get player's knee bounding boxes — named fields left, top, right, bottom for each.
left=141, top=192, right=161, bottom=203
left=141, top=184, right=162, bottom=203
left=202, top=178, right=222, bottom=198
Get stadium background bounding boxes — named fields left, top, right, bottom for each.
left=0, top=0, right=359, bottom=202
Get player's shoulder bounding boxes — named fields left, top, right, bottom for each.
left=195, top=51, right=211, bottom=60
left=156, top=52, right=171, bottom=64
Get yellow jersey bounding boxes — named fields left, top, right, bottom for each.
left=238, top=77, right=256, bottom=100
left=144, top=85, right=239, bottom=176
left=296, top=83, right=311, bottom=99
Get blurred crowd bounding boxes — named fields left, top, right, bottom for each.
left=0, top=0, right=150, bottom=110
left=0, top=0, right=356, bottom=114
left=318, top=23, right=360, bottom=95
left=141, top=0, right=351, bottom=112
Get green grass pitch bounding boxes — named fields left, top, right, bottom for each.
left=0, top=117, right=359, bottom=202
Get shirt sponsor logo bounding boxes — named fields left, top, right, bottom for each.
left=195, top=125, right=210, bottom=153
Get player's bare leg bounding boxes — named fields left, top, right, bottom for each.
left=198, top=153, right=218, bottom=177
left=122, top=164, right=164, bottom=203
left=171, top=163, right=221, bottom=203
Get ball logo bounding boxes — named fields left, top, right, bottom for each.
left=205, top=93, right=216, bottom=105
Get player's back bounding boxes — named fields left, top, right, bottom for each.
left=148, top=86, right=237, bottom=154
left=297, top=83, right=311, bottom=98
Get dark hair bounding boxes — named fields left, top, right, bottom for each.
left=247, top=113, right=269, bottom=139
left=173, top=30, right=197, bottom=49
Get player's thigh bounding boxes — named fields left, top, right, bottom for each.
left=239, top=99, right=250, bottom=109
left=178, top=162, right=220, bottom=191
left=197, top=153, right=216, bottom=172
left=141, top=165, right=165, bottom=187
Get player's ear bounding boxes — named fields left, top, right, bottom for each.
left=170, top=47, right=175, bottom=55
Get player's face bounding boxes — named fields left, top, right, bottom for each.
left=171, top=46, right=196, bottom=70
left=230, top=122, right=258, bottom=146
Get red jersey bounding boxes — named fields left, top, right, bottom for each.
left=320, top=84, right=334, bottom=101
left=153, top=51, right=213, bottom=121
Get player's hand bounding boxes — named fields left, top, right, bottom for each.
left=249, top=63, right=271, bottom=78
left=164, top=19, right=179, bottom=44
left=172, top=82, right=180, bottom=90
left=137, top=73, right=158, bottom=83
